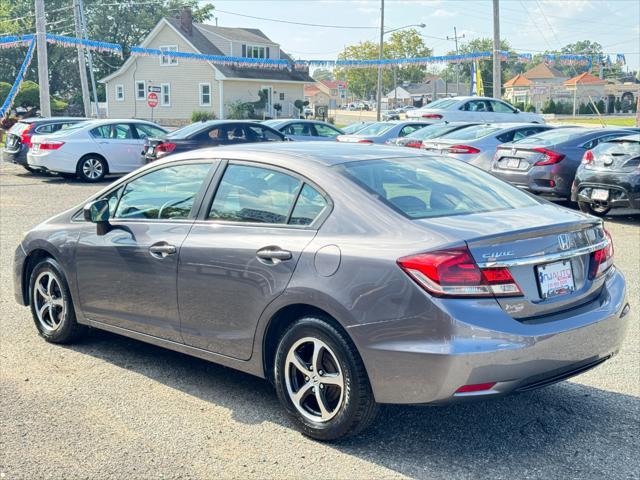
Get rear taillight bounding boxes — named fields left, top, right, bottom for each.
left=589, top=229, right=614, bottom=279
left=533, top=148, right=565, bottom=166
left=357, top=139, right=373, bottom=144
left=155, top=142, right=177, bottom=157
left=405, top=140, right=422, bottom=148
left=447, top=144, right=480, bottom=154
left=20, top=123, right=35, bottom=148
left=422, top=114, right=442, bottom=119
left=397, top=247, right=522, bottom=298
left=581, top=150, right=594, bottom=165
left=39, top=141, right=65, bottom=150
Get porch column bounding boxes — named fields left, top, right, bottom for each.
left=218, top=80, right=224, bottom=119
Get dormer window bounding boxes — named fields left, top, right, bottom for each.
left=245, top=45, right=267, bottom=59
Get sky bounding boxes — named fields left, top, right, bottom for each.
left=202, top=0, right=640, bottom=73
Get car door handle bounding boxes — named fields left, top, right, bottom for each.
left=149, top=243, right=177, bottom=258
left=256, top=247, right=292, bottom=263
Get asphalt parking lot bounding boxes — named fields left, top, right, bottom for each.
left=1, top=160, right=638, bottom=480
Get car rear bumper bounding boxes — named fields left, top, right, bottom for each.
left=3, top=145, right=27, bottom=165
left=349, top=268, right=629, bottom=404
left=491, top=162, right=577, bottom=198
left=572, top=171, right=640, bottom=210
left=27, top=150, right=77, bottom=173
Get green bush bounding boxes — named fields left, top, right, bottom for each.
left=191, top=111, right=216, bottom=122
left=542, top=99, right=556, bottom=114
left=595, top=99, right=606, bottom=115
left=525, top=104, right=536, bottom=113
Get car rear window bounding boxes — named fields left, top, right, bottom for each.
left=512, top=128, right=586, bottom=146
left=340, top=157, right=539, bottom=219
left=354, top=122, right=394, bottom=136
left=438, top=124, right=503, bottom=141
left=166, top=122, right=213, bottom=139
left=596, top=137, right=640, bottom=155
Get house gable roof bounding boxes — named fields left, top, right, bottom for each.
left=564, top=71, right=607, bottom=86
left=504, top=73, right=533, bottom=87
left=195, top=24, right=277, bottom=45
left=523, top=63, right=565, bottom=79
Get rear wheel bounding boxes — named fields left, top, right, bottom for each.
left=77, top=155, right=107, bottom=182
left=28, top=258, right=86, bottom=343
left=578, top=201, right=611, bottom=217
left=274, top=317, right=378, bottom=441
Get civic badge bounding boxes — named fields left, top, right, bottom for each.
left=557, top=233, right=571, bottom=251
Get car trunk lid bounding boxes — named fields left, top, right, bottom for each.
left=415, top=204, right=607, bottom=319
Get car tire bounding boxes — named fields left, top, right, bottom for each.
left=28, top=258, right=86, bottom=344
left=76, top=155, right=107, bottom=182
left=578, top=201, right=611, bottom=217
left=274, top=316, right=378, bottom=441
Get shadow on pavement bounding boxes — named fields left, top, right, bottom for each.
left=64, top=329, right=640, bottom=479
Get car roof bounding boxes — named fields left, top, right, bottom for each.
left=18, top=117, right=87, bottom=124
left=161, top=141, right=425, bottom=168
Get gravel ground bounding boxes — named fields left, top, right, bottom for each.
left=1, top=161, right=639, bottom=480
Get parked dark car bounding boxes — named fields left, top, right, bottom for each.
left=571, top=133, right=640, bottom=216
left=142, top=120, right=286, bottom=162
left=14, top=142, right=627, bottom=441
left=385, top=122, right=480, bottom=148
left=3, top=117, right=88, bottom=171
left=491, top=127, right=636, bottom=199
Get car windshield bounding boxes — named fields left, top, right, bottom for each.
left=262, top=120, right=283, bottom=128
left=438, top=124, right=503, bottom=141
left=340, top=157, right=539, bottom=219
left=354, top=122, right=394, bottom=136
left=406, top=123, right=466, bottom=140
left=512, top=128, right=586, bottom=146
left=423, top=98, right=458, bottom=110
left=166, top=122, right=215, bottom=139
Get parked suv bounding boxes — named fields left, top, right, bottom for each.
left=3, top=117, right=88, bottom=172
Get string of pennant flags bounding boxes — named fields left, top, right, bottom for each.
left=0, top=37, right=36, bottom=118
left=0, top=33, right=628, bottom=71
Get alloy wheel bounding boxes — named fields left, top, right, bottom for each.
left=284, top=337, right=345, bottom=422
left=82, top=158, right=103, bottom=179
left=33, top=271, right=65, bottom=332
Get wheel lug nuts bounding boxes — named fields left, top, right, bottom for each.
left=320, top=384, right=324, bottom=389
left=305, top=376, right=309, bottom=381
left=319, top=370, right=324, bottom=375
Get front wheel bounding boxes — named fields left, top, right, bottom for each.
left=578, top=201, right=611, bottom=217
left=77, top=155, right=107, bottom=182
left=274, top=317, right=378, bottom=441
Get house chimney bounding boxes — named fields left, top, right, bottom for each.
left=180, top=7, right=193, bottom=36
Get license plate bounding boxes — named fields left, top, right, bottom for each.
left=537, top=260, right=575, bottom=299
left=506, top=158, right=520, bottom=168
left=6, top=136, right=17, bottom=148
left=591, top=188, right=609, bottom=201
left=146, top=146, right=154, bottom=154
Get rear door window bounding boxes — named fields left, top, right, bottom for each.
left=313, top=124, right=341, bottom=138
left=283, top=123, right=313, bottom=137
left=245, top=125, right=283, bottom=142
left=91, top=124, right=134, bottom=139
left=135, top=124, right=166, bottom=139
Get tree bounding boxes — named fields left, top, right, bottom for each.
left=14, top=80, right=67, bottom=113
left=312, top=69, right=334, bottom=82
left=0, top=1, right=214, bottom=101
left=335, top=29, right=432, bottom=100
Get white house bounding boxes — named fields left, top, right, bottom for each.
left=100, top=9, right=313, bottom=124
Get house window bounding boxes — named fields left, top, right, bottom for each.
left=135, top=80, right=145, bottom=100
left=246, top=45, right=266, bottom=59
left=161, top=83, right=170, bottom=106
left=279, top=92, right=285, bottom=101
left=199, top=83, right=211, bottom=106
left=115, top=84, right=124, bottom=101
left=160, top=45, right=178, bottom=65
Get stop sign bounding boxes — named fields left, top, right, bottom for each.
left=147, top=92, right=158, bottom=108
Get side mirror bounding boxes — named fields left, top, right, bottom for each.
left=83, top=199, right=111, bottom=235
left=515, top=109, right=520, bottom=113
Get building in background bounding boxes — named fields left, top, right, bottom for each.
left=100, top=9, right=313, bottom=124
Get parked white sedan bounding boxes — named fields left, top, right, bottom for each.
left=27, top=119, right=167, bottom=182
left=406, top=96, right=544, bottom=124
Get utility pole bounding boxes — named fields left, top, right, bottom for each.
left=78, top=0, right=100, bottom=117
left=492, top=0, right=501, bottom=99
left=447, top=27, right=464, bottom=96
left=73, top=0, right=91, bottom=117
left=34, top=0, right=51, bottom=117
left=376, top=0, right=384, bottom=121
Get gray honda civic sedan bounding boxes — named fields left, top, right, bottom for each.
left=14, top=142, right=630, bottom=440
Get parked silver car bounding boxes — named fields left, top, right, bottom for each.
left=421, top=123, right=553, bottom=169
left=336, top=121, right=431, bottom=144
left=492, top=127, right=636, bottom=199
left=14, top=143, right=628, bottom=441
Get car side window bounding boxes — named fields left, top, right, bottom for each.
left=135, top=124, right=166, bottom=139
left=208, top=164, right=301, bottom=224
left=227, top=125, right=249, bottom=143
left=113, top=163, right=212, bottom=220
left=496, top=131, right=516, bottom=143
left=289, top=184, right=328, bottom=226
left=399, top=125, right=422, bottom=137
left=490, top=100, right=516, bottom=113
left=35, top=124, right=56, bottom=134
left=245, top=125, right=283, bottom=142
left=284, top=123, right=313, bottom=136
left=91, top=124, right=133, bottom=139
left=313, top=124, right=340, bottom=138
left=463, top=100, right=490, bottom=112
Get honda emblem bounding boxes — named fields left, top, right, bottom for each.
left=558, top=234, right=571, bottom=251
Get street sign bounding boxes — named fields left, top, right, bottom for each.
left=148, top=86, right=161, bottom=93
left=147, top=92, right=158, bottom=108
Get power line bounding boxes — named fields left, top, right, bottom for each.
left=215, top=8, right=377, bottom=29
